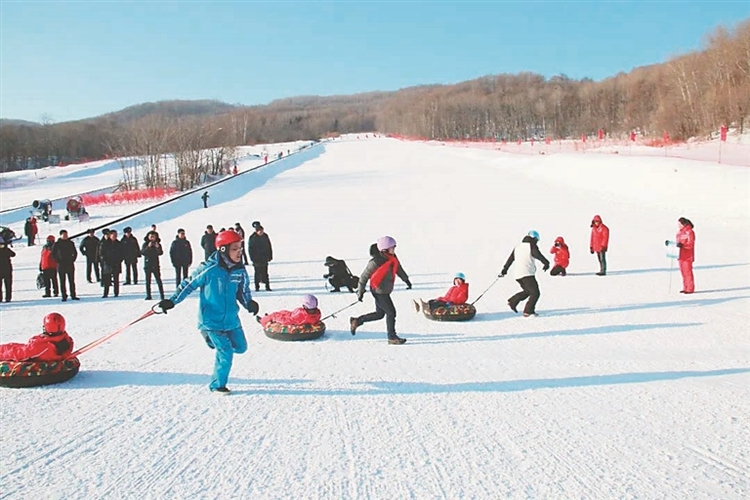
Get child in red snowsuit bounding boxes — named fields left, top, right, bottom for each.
left=549, top=236, right=570, bottom=276
left=259, top=294, right=322, bottom=327
left=0, top=312, right=74, bottom=362
left=675, top=217, right=695, bottom=294
left=414, top=272, right=469, bottom=312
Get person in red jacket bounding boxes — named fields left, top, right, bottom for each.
left=589, top=215, right=610, bottom=276
left=259, top=294, right=321, bottom=327
left=40, top=235, right=60, bottom=298
left=413, top=272, right=469, bottom=312
left=0, top=312, right=74, bottom=362
left=549, top=236, right=570, bottom=276
left=675, top=217, right=696, bottom=294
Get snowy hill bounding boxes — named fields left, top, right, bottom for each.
left=1, top=136, right=749, bottom=499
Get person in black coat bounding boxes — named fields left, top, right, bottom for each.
left=0, top=236, right=16, bottom=302
left=200, top=225, right=217, bottom=261
left=248, top=225, right=273, bottom=291
left=121, top=227, right=142, bottom=285
left=169, top=228, right=193, bottom=287
left=234, top=223, right=248, bottom=265
left=98, top=228, right=110, bottom=287
left=79, top=228, right=100, bottom=283
left=141, top=231, right=165, bottom=300
left=51, top=229, right=79, bottom=302
left=99, top=230, right=124, bottom=298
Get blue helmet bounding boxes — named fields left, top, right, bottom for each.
left=454, top=272, right=466, bottom=281
left=527, top=230, right=540, bottom=240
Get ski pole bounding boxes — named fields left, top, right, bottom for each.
left=471, top=276, right=501, bottom=306
left=668, top=257, right=674, bottom=294
left=322, top=300, right=359, bottom=321
left=69, top=307, right=156, bottom=358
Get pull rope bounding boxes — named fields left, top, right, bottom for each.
left=470, top=276, right=501, bottom=306
left=69, top=306, right=158, bottom=358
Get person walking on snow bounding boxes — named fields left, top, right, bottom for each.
left=549, top=236, right=570, bottom=276
left=669, top=217, right=696, bottom=294
left=158, top=230, right=259, bottom=394
left=201, top=191, right=210, bottom=208
left=500, top=230, right=550, bottom=317
left=590, top=215, right=610, bottom=276
left=350, top=236, right=412, bottom=344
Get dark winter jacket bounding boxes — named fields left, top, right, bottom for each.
left=100, top=238, right=124, bottom=274
left=200, top=232, right=217, bottom=260
left=501, top=236, right=550, bottom=280
left=249, top=233, right=273, bottom=264
left=121, top=234, right=142, bottom=263
left=357, top=252, right=410, bottom=296
left=79, top=235, right=100, bottom=260
left=141, top=239, right=163, bottom=271
left=170, top=237, right=193, bottom=267
left=0, top=246, right=15, bottom=276
left=51, top=239, right=78, bottom=268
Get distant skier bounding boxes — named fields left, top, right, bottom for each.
left=158, top=230, right=259, bottom=394
left=350, top=236, right=412, bottom=344
left=201, top=191, right=210, bottom=208
left=500, top=230, right=550, bottom=317
left=589, top=215, right=610, bottom=276
left=549, top=236, right=570, bottom=276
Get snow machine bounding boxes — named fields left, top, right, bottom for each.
left=31, top=199, right=52, bottom=221
left=64, top=196, right=88, bottom=221
left=0, top=357, right=80, bottom=388
left=262, top=321, right=326, bottom=341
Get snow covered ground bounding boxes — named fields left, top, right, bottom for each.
left=1, top=135, right=749, bottom=499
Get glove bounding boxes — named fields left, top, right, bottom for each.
left=590, top=248, right=594, bottom=254
left=323, top=274, right=329, bottom=279
left=356, top=291, right=364, bottom=302
left=676, top=243, right=683, bottom=248
left=498, top=272, right=506, bottom=278
left=405, top=280, right=412, bottom=290
left=664, top=240, right=670, bottom=246
left=158, top=299, right=175, bottom=314
left=602, top=247, right=607, bottom=252
left=542, top=263, right=549, bottom=272
left=248, top=300, right=259, bottom=315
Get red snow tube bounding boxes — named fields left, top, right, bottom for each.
left=263, top=321, right=326, bottom=341
left=423, top=303, right=476, bottom=322
left=0, top=357, right=80, bottom=388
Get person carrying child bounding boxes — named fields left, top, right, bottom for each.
left=259, top=294, right=321, bottom=327
left=413, top=272, right=468, bottom=312
left=0, top=312, right=74, bottom=361
left=549, top=236, right=570, bottom=276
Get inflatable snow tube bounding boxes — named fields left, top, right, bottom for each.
left=423, top=303, right=476, bottom=322
left=0, top=357, right=80, bottom=388
left=263, top=321, right=326, bottom=341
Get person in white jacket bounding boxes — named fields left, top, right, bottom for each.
left=499, top=230, right=550, bottom=317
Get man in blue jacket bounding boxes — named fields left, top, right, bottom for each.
left=159, top=230, right=259, bottom=394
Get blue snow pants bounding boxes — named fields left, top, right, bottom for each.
left=203, top=328, right=247, bottom=390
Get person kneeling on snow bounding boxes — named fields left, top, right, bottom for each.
left=258, top=294, right=321, bottom=327
left=158, top=230, right=259, bottom=395
left=549, top=236, right=570, bottom=276
left=0, top=312, right=74, bottom=361
left=413, top=272, right=469, bottom=312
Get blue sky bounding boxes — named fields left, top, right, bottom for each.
left=1, top=1, right=748, bottom=123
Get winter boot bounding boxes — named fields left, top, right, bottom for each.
left=349, top=317, right=358, bottom=336
left=212, top=387, right=231, bottom=395
left=508, top=301, right=518, bottom=313
left=388, top=336, right=407, bottom=345
left=413, top=299, right=420, bottom=312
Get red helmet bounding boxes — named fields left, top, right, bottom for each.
left=215, top=230, right=242, bottom=250
left=43, top=312, right=66, bottom=336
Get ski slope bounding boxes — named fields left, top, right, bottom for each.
left=1, top=136, right=749, bottom=499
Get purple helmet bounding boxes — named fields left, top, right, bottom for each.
left=376, top=235, right=397, bottom=251
left=301, top=294, right=318, bottom=309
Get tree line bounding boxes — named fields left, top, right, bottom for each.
left=1, top=18, right=747, bottom=175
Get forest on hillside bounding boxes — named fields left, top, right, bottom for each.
left=0, top=18, right=747, bottom=173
